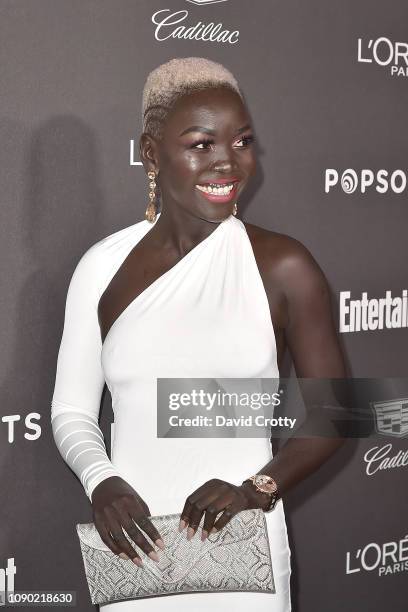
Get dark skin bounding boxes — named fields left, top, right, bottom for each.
left=92, top=86, right=347, bottom=565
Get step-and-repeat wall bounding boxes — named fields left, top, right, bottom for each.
left=1, top=1, right=407, bottom=610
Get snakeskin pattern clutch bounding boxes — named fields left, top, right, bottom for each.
left=76, top=508, right=275, bottom=605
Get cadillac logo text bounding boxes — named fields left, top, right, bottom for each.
left=364, top=443, right=408, bottom=476
left=151, top=9, right=239, bottom=44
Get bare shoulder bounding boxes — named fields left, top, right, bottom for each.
left=242, top=220, right=329, bottom=294
left=243, top=220, right=321, bottom=270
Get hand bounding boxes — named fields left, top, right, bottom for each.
left=179, top=478, right=270, bottom=542
left=91, top=476, right=165, bottom=566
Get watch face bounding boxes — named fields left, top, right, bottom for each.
left=254, top=475, right=277, bottom=494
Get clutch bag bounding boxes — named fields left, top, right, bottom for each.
left=76, top=507, right=275, bottom=605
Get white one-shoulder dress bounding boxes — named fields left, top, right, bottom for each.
left=51, top=213, right=292, bottom=611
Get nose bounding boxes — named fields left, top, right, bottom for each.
left=212, top=159, right=237, bottom=174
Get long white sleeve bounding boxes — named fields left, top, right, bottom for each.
left=51, top=243, right=123, bottom=502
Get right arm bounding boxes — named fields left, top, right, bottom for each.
left=51, top=244, right=124, bottom=500
left=50, top=243, right=164, bottom=563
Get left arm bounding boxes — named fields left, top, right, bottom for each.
left=240, top=238, right=348, bottom=509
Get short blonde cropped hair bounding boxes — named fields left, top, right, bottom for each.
left=142, top=57, right=242, bottom=139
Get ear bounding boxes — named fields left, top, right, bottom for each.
left=139, top=133, right=159, bottom=176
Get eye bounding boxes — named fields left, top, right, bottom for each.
left=233, top=135, right=255, bottom=148
left=190, top=138, right=214, bottom=150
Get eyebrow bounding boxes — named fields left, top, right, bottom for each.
left=179, top=124, right=251, bottom=137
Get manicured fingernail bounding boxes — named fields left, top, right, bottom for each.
left=210, top=527, right=217, bottom=534
left=201, top=529, right=208, bottom=541
left=155, top=538, right=165, bottom=550
left=148, top=551, right=160, bottom=562
left=119, top=553, right=129, bottom=560
left=178, top=519, right=186, bottom=532
left=133, top=557, right=143, bottom=567
left=186, top=527, right=195, bottom=541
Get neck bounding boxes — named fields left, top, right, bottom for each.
left=148, top=207, right=228, bottom=257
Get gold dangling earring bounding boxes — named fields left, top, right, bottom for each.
left=232, top=202, right=238, bottom=216
left=145, top=170, right=157, bottom=223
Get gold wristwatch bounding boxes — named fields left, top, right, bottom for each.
left=242, top=474, right=279, bottom=512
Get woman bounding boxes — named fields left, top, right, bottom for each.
left=51, top=57, right=347, bottom=611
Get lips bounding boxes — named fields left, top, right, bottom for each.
left=195, top=183, right=238, bottom=204
left=195, top=178, right=239, bottom=202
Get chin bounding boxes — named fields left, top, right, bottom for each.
left=197, top=207, right=234, bottom=224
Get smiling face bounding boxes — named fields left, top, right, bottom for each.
left=140, top=86, right=256, bottom=224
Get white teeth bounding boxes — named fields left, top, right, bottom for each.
left=196, top=183, right=235, bottom=196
